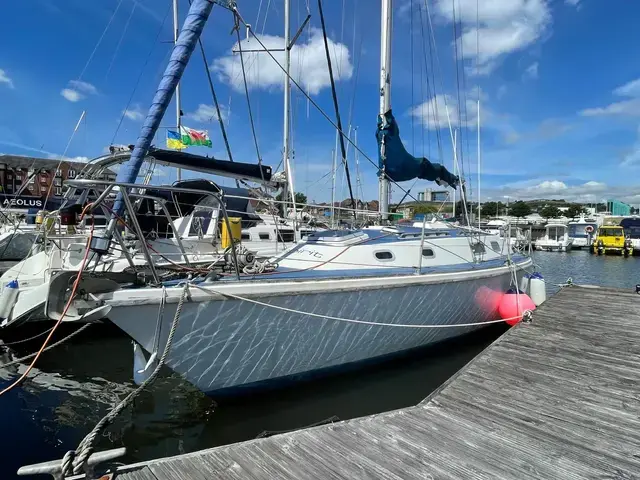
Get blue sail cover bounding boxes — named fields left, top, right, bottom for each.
left=112, top=0, right=216, bottom=215
left=376, top=110, right=459, bottom=188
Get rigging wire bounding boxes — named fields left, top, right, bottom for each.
left=233, top=25, right=263, bottom=165
left=422, top=0, right=471, bottom=224
left=187, top=0, right=239, bottom=188
left=418, top=2, right=443, bottom=163
left=105, top=1, right=138, bottom=81
left=411, top=0, right=415, bottom=154
left=77, top=0, right=125, bottom=82
left=111, top=1, right=173, bottom=146
left=229, top=7, right=430, bottom=208
left=456, top=0, right=472, bottom=196
left=317, top=0, right=356, bottom=218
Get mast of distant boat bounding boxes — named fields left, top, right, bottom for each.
left=282, top=0, right=298, bottom=226
left=378, top=0, right=392, bottom=221
left=173, top=0, right=182, bottom=181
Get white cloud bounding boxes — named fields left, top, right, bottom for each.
left=523, top=62, right=539, bottom=80
left=123, top=105, right=144, bottom=121
left=47, top=153, right=90, bottom=162
left=498, top=179, right=610, bottom=202
left=435, top=0, right=551, bottom=74
left=580, top=77, right=640, bottom=117
left=68, top=80, right=97, bottom=95
left=185, top=104, right=228, bottom=123
left=613, top=78, right=640, bottom=98
left=61, top=80, right=98, bottom=102
left=409, top=94, right=479, bottom=130
left=212, top=29, right=353, bottom=95
left=0, top=69, right=14, bottom=89
left=565, top=0, right=580, bottom=6
left=61, top=89, right=83, bottom=102
left=580, top=99, right=640, bottom=117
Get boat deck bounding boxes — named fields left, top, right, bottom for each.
left=106, top=285, right=640, bottom=479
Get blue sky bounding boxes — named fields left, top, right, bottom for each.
left=1, top=0, right=640, bottom=206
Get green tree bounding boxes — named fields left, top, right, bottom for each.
left=481, top=201, right=500, bottom=217
left=540, top=205, right=561, bottom=219
left=413, top=204, right=437, bottom=215
left=565, top=203, right=586, bottom=218
left=276, top=191, right=308, bottom=208
left=509, top=201, right=532, bottom=218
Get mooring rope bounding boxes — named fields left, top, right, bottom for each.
left=62, top=280, right=190, bottom=477
left=189, top=283, right=531, bottom=328
left=0, top=324, right=92, bottom=369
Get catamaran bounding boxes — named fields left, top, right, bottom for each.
left=24, top=0, right=531, bottom=396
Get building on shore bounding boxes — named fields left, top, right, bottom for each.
left=607, top=199, right=631, bottom=217
left=0, top=154, right=116, bottom=210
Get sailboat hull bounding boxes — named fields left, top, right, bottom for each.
left=109, top=258, right=531, bottom=396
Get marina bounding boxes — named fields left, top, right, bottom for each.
left=13, top=280, right=640, bottom=479
left=2, top=0, right=640, bottom=479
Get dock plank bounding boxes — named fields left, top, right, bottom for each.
left=112, top=285, right=640, bottom=480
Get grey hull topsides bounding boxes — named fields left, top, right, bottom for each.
left=110, top=265, right=525, bottom=395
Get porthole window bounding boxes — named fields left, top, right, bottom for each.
left=491, top=241, right=500, bottom=251
left=241, top=233, right=251, bottom=240
left=422, top=248, right=435, bottom=258
left=374, top=251, right=394, bottom=261
left=259, top=232, right=270, bottom=240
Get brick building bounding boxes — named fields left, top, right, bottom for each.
left=0, top=154, right=116, bottom=200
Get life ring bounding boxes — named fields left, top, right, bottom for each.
left=585, top=225, right=594, bottom=233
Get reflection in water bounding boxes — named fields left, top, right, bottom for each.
left=1, top=250, right=637, bottom=477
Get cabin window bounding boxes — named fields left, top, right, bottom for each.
left=422, top=248, right=435, bottom=258
left=241, top=233, right=251, bottom=240
left=277, top=230, right=295, bottom=243
left=259, top=232, right=270, bottom=240
left=490, top=241, right=500, bottom=251
left=374, top=251, right=394, bottom=261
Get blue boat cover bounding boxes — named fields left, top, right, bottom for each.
left=376, top=110, right=459, bottom=187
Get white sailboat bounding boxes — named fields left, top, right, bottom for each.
left=29, top=0, right=532, bottom=396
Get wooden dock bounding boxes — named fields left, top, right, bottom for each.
left=111, top=285, right=640, bottom=479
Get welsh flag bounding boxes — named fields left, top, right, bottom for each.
left=180, top=126, right=212, bottom=148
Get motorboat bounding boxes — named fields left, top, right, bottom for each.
left=535, top=223, right=573, bottom=252
left=567, top=215, right=598, bottom=250
left=620, top=217, right=640, bottom=254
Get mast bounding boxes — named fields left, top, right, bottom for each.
left=173, top=0, right=182, bottom=181
left=282, top=0, right=297, bottom=224
left=452, top=129, right=457, bottom=218
left=378, top=0, right=392, bottom=221
left=477, top=99, right=481, bottom=228
left=330, top=130, right=338, bottom=227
